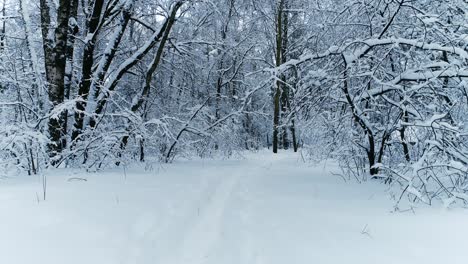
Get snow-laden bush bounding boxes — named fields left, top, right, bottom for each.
left=0, top=123, right=47, bottom=176
left=296, top=0, right=468, bottom=207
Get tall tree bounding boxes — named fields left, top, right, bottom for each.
left=39, top=0, right=73, bottom=163
left=272, top=0, right=284, bottom=153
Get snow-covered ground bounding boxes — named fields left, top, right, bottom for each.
left=1, top=151, right=467, bottom=264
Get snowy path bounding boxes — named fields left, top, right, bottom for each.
left=1, top=151, right=468, bottom=264
left=176, top=171, right=238, bottom=264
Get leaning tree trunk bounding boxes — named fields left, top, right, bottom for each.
left=90, top=1, right=185, bottom=131
left=117, top=1, right=184, bottom=162
left=87, top=1, right=135, bottom=129
left=72, top=0, right=106, bottom=142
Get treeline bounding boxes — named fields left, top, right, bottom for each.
left=0, top=0, right=467, bottom=205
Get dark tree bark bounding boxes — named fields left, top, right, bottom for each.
left=40, top=0, right=72, bottom=164
left=342, top=56, right=379, bottom=176
left=280, top=0, right=289, bottom=150
left=86, top=2, right=137, bottom=129
left=118, top=2, right=182, bottom=159
left=400, top=111, right=411, bottom=162
left=72, top=0, right=106, bottom=142
left=272, top=0, right=284, bottom=154
left=0, top=0, right=5, bottom=51
left=90, top=1, right=185, bottom=130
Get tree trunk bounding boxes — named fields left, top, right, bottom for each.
left=400, top=112, right=411, bottom=162
left=117, top=2, right=183, bottom=158
left=63, top=0, right=79, bottom=148
left=91, top=1, right=184, bottom=130
left=20, top=0, right=45, bottom=113
left=40, top=0, right=72, bottom=164
left=342, top=55, right=378, bottom=176
left=72, top=0, right=106, bottom=142
left=280, top=0, right=289, bottom=150
left=0, top=0, right=5, bottom=51
left=272, top=0, right=284, bottom=154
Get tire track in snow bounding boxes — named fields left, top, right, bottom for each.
left=121, top=167, right=222, bottom=264
left=176, top=171, right=239, bottom=264
left=121, top=161, right=262, bottom=264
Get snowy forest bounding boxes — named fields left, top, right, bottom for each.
left=4, top=0, right=467, bottom=204
left=0, top=0, right=468, bottom=262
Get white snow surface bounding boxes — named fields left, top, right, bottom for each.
left=1, top=151, right=468, bottom=264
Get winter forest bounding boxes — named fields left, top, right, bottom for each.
left=1, top=0, right=468, bottom=263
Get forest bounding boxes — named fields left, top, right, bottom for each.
left=4, top=0, right=466, bottom=204
left=1, top=0, right=468, bottom=262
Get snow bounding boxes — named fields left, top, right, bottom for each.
left=1, top=151, right=468, bottom=264
left=273, top=36, right=468, bottom=74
